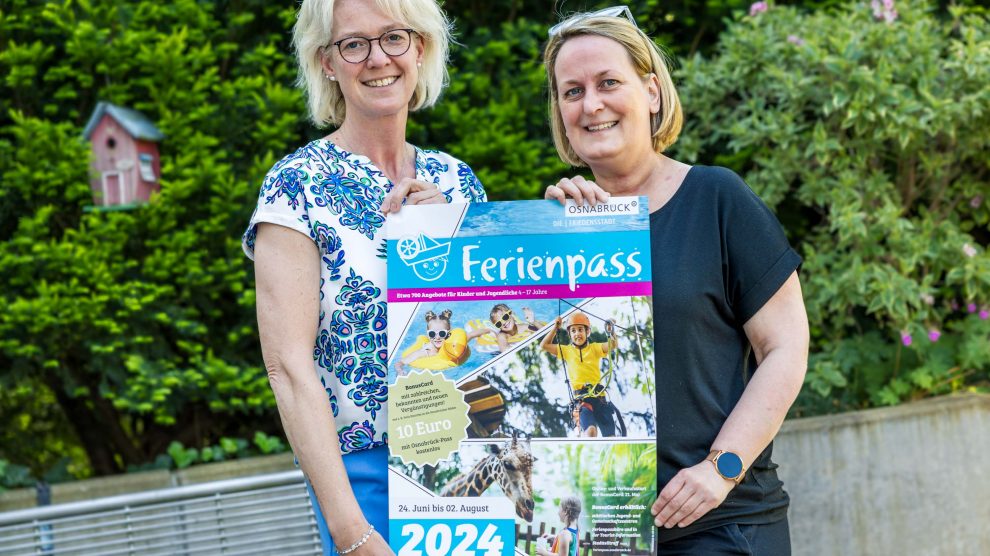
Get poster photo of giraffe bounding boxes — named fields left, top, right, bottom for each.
left=388, top=437, right=657, bottom=555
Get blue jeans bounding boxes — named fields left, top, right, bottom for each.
left=304, top=446, right=389, bottom=555
left=658, top=518, right=791, bottom=555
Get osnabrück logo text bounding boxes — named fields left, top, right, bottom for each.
left=563, top=197, right=639, bottom=218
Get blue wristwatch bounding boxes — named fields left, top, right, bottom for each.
left=706, top=450, right=745, bottom=484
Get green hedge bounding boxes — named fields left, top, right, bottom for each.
left=673, top=0, right=990, bottom=414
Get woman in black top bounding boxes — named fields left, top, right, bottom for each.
left=543, top=8, right=809, bottom=554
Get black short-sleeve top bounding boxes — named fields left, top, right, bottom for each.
left=650, top=165, right=802, bottom=541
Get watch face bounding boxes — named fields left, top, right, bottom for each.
left=716, top=452, right=744, bottom=479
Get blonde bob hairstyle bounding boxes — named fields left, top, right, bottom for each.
left=293, top=0, right=452, bottom=127
left=544, top=16, right=683, bottom=167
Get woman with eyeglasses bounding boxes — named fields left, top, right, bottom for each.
left=242, top=0, right=486, bottom=553
left=543, top=7, right=809, bottom=554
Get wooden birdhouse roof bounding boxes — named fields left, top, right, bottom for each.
left=83, top=102, right=164, bottom=142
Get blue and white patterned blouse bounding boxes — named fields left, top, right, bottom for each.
left=242, top=139, right=486, bottom=454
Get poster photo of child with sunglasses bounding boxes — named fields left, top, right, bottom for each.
left=483, top=303, right=547, bottom=354
left=394, top=308, right=492, bottom=376
left=388, top=300, right=557, bottom=382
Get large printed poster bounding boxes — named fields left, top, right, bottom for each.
left=386, top=198, right=657, bottom=556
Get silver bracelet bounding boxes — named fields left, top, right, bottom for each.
left=337, top=524, right=375, bottom=555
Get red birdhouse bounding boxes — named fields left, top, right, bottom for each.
left=82, top=102, right=164, bottom=207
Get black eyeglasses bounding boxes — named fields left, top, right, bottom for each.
left=427, top=329, right=450, bottom=340
left=331, top=28, right=416, bottom=64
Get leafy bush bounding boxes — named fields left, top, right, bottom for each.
left=412, top=17, right=569, bottom=201
left=673, top=0, right=990, bottom=414
left=0, top=0, right=571, bottom=481
left=0, top=459, right=34, bottom=492
left=0, top=0, right=300, bottom=477
left=163, top=433, right=288, bottom=470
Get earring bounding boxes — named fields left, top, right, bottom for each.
left=417, top=62, right=422, bottom=67
left=327, top=74, right=335, bottom=81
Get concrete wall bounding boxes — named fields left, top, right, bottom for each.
left=774, top=393, right=990, bottom=556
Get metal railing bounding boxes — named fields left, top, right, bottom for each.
left=0, top=470, right=322, bottom=555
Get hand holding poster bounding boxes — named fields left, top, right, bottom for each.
left=387, top=198, right=657, bottom=555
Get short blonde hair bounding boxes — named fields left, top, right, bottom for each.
left=544, top=16, right=683, bottom=167
left=293, top=0, right=452, bottom=127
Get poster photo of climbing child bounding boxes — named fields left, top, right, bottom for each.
left=387, top=438, right=657, bottom=555
left=384, top=198, right=655, bottom=555
left=462, top=296, right=655, bottom=440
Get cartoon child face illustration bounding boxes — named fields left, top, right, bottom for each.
left=415, top=257, right=448, bottom=281
left=397, top=235, right=452, bottom=282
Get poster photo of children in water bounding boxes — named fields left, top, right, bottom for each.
left=386, top=299, right=553, bottom=383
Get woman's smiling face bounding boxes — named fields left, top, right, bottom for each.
left=553, top=34, right=660, bottom=167
left=322, top=0, right=424, bottom=122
